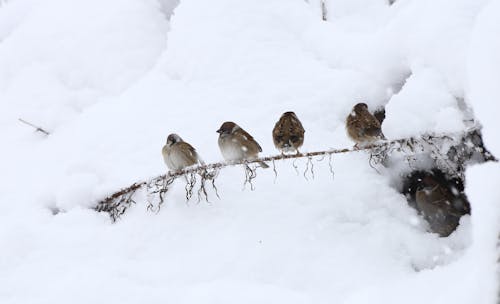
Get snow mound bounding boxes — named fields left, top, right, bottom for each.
left=0, top=0, right=498, bottom=303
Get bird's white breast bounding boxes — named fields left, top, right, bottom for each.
left=218, top=136, right=246, bottom=161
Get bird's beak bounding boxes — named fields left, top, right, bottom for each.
left=216, top=129, right=222, bottom=134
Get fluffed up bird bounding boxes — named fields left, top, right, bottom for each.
left=162, top=134, right=204, bottom=172
left=217, top=121, right=269, bottom=168
left=415, top=175, right=470, bottom=237
left=272, top=111, right=305, bottom=154
left=346, top=102, right=386, bottom=147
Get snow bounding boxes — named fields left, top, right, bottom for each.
left=467, top=0, right=500, bottom=156
left=0, top=0, right=498, bottom=303
left=464, top=2, right=500, bottom=303
left=384, top=67, right=465, bottom=139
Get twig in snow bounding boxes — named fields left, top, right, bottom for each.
left=18, top=118, right=50, bottom=136
left=321, top=0, right=328, bottom=21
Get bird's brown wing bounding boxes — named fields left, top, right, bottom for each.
left=288, top=115, right=305, bottom=136
left=272, top=121, right=283, bottom=147
left=273, top=117, right=288, bottom=140
left=362, top=115, right=384, bottom=138
left=175, top=142, right=199, bottom=166
left=187, top=142, right=205, bottom=165
left=346, top=114, right=362, bottom=140
left=274, top=115, right=305, bottom=138
left=273, top=120, right=282, bottom=138
left=238, top=128, right=262, bottom=152
left=417, top=185, right=469, bottom=218
left=428, top=186, right=468, bottom=216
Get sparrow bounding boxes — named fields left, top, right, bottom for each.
left=272, top=111, right=305, bottom=154
left=162, top=134, right=204, bottom=171
left=415, top=175, right=470, bottom=237
left=217, top=121, right=269, bottom=168
left=346, top=103, right=386, bottom=147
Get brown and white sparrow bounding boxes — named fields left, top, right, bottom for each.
left=346, top=102, right=386, bottom=147
left=415, top=175, right=470, bottom=237
left=162, top=134, right=204, bottom=171
left=272, top=111, right=305, bottom=154
left=217, top=121, right=269, bottom=168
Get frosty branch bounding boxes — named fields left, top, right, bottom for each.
left=94, top=128, right=495, bottom=222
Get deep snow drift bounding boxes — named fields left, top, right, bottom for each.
left=0, top=0, right=498, bottom=303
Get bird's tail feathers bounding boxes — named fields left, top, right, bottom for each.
left=197, top=153, right=206, bottom=166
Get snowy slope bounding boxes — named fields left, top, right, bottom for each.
left=0, top=0, right=498, bottom=303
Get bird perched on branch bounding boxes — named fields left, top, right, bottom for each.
left=346, top=102, right=386, bottom=147
left=217, top=121, right=269, bottom=168
left=162, top=134, right=204, bottom=171
left=272, top=111, right=305, bottom=154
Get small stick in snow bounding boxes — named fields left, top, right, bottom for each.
left=321, top=0, right=328, bottom=21
left=18, top=118, right=50, bottom=136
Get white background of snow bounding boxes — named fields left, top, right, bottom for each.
left=0, top=0, right=498, bottom=303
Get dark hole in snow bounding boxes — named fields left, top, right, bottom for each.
left=401, top=168, right=470, bottom=237
left=374, top=107, right=386, bottom=125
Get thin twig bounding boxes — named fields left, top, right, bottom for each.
left=272, top=159, right=278, bottom=183
left=18, top=118, right=50, bottom=135
left=328, top=154, right=335, bottom=180
left=321, top=0, right=328, bottom=21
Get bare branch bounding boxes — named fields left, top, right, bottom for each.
left=95, top=182, right=145, bottom=221
left=18, top=118, right=50, bottom=136
left=94, top=128, right=496, bottom=221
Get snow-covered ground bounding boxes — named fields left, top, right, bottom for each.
left=0, top=0, right=498, bottom=303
